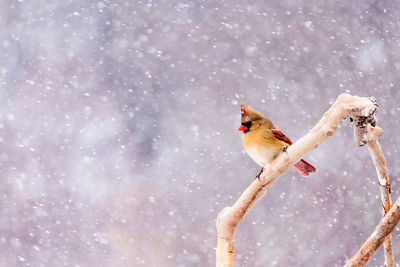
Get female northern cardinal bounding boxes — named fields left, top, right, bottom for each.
left=238, top=103, right=316, bottom=178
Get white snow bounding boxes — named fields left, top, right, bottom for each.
left=0, top=1, right=399, bottom=266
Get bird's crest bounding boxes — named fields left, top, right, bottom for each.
left=240, top=103, right=248, bottom=114
left=240, top=103, right=264, bottom=122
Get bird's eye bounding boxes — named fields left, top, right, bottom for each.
left=242, top=121, right=252, bottom=129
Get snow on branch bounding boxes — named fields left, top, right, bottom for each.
left=365, top=140, right=394, bottom=267
left=216, top=93, right=393, bottom=267
left=351, top=99, right=394, bottom=266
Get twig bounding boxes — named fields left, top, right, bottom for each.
left=216, top=94, right=379, bottom=267
left=344, top=196, right=400, bottom=267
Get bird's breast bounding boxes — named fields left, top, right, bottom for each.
left=244, top=144, right=277, bottom=167
left=242, top=129, right=286, bottom=167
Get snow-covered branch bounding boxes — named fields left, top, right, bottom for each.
left=365, top=140, right=394, bottom=267
left=216, top=93, right=383, bottom=267
left=351, top=107, right=394, bottom=266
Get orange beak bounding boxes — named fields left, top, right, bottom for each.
left=238, top=125, right=248, bottom=131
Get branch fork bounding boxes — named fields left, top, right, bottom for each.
left=216, top=94, right=397, bottom=267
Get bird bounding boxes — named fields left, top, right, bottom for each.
left=238, top=103, right=316, bottom=179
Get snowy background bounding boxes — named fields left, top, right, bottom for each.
left=1, top=0, right=400, bottom=266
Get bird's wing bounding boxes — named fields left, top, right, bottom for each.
left=270, top=129, right=292, bottom=145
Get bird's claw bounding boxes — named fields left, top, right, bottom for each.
left=255, top=167, right=264, bottom=180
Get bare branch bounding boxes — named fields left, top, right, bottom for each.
left=344, top=196, right=400, bottom=267
left=352, top=105, right=394, bottom=266
left=365, top=140, right=393, bottom=267
left=216, top=94, right=379, bottom=267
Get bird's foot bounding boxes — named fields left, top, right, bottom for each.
left=283, top=146, right=289, bottom=153
left=255, top=167, right=264, bottom=180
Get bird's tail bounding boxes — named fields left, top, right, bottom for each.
left=294, top=159, right=317, bottom=177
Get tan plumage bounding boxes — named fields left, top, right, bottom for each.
left=238, top=103, right=316, bottom=177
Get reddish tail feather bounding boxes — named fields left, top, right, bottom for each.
left=294, top=159, right=317, bottom=177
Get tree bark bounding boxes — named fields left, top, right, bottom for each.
left=216, top=93, right=383, bottom=267
left=365, top=140, right=394, bottom=267
left=352, top=109, right=394, bottom=267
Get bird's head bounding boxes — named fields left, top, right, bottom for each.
left=238, top=103, right=265, bottom=133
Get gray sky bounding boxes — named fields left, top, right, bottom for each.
left=0, top=0, right=399, bottom=266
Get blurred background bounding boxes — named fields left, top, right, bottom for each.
left=0, top=0, right=399, bottom=266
